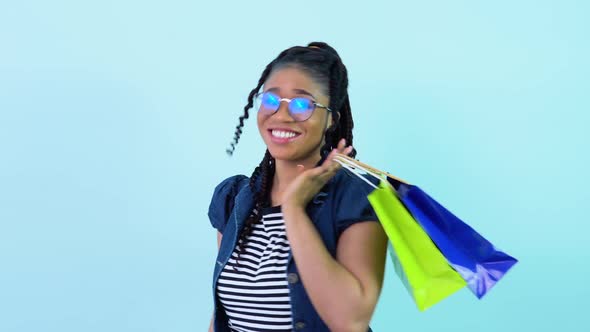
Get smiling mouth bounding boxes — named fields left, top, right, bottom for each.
left=267, top=129, right=302, bottom=143
left=270, top=129, right=300, bottom=138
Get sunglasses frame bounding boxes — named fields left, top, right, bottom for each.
left=254, top=91, right=333, bottom=122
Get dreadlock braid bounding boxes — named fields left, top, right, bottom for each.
left=226, top=42, right=356, bottom=266
left=341, top=95, right=357, bottom=157
left=225, top=68, right=268, bottom=156
left=226, top=49, right=292, bottom=156
left=317, top=44, right=356, bottom=159
left=224, top=49, right=293, bottom=268
left=233, top=150, right=274, bottom=270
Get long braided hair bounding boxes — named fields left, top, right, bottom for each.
left=226, top=42, right=357, bottom=268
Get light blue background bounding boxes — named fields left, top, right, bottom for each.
left=1, top=0, right=588, bottom=331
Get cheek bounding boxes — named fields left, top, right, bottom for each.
left=257, top=113, right=268, bottom=137
left=300, top=121, right=326, bottom=145
left=256, top=112, right=264, bottom=128
left=307, top=112, right=327, bottom=135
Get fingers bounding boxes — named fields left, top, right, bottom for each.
left=301, top=141, right=349, bottom=186
left=324, top=159, right=342, bottom=180
left=331, top=139, right=354, bottom=161
left=344, top=145, right=353, bottom=156
left=335, top=138, right=353, bottom=156
left=314, top=138, right=353, bottom=178
left=310, top=158, right=341, bottom=183
left=322, top=149, right=339, bottom=170
left=320, top=139, right=353, bottom=174
left=337, top=138, right=346, bottom=151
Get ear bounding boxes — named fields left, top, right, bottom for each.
left=330, top=111, right=341, bottom=128
left=324, top=111, right=340, bottom=132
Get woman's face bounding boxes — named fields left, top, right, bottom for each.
left=257, top=67, right=332, bottom=163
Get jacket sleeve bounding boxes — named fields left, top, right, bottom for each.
left=208, top=174, right=249, bottom=234
left=333, top=170, right=380, bottom=239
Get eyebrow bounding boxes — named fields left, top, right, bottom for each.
left=265, top=87, right=317, bottom=99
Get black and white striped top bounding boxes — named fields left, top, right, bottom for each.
left=216, top=206, right=293, bottom=332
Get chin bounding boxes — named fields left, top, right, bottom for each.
left=267, top=147, right=298, bottom=161
left=268, top=145, right=321, bottom=164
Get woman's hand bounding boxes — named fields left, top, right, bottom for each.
left=282, top=138, right=353, bottom=210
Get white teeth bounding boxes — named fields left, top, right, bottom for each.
left=272, top=130, right=298, bottom=139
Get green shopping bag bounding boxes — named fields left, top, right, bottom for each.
left=368, top=180, right=466, bottom=311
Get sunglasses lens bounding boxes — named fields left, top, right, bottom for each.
left=259, top=92, right=280, bottom=113
left=289, top=98, right=314, bottom=121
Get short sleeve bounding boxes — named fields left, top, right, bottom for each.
left=208, top=174, right=249, bottom=234
left=333, top=170, right=380, bottom=238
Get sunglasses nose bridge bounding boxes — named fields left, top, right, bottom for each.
left=272, top=98, right=296, bottom=121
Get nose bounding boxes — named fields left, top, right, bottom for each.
left=272, top=100, right=295, bottom=122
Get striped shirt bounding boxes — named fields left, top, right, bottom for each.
left=216, top=206, right=293, bottom=332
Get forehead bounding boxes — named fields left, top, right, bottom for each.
left=263, top=67, right=326, bottom=97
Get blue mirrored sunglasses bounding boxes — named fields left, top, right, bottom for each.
left=254, top=91, right=332, bottom=122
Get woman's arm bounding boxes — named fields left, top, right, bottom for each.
left=208, top=231, right=223, bottom=332
left=282, top=204, right=388, bottom=332
left=278, top=140, right=388, bottom=331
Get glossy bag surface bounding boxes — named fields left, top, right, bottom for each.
left=391, top=178, right=518, bottom=298
left=368, top=180, right=466, bottom=311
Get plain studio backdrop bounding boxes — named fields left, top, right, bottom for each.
left=1, top=1, right=588, bottom=331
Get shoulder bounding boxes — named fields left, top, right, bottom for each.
left=328, top=168, right=380, bottom=231
left=208, top=174, right=250, bottom=233
left=330, top=167, right=380, bottom=198
left=212, top=174, right=250, bottom=199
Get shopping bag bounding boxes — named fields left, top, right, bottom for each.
left=390, top=178, right=518, bottom=298
left=367, top=180, right=467, bottom=311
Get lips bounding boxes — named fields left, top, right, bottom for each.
left=268, top=128, right=301, bottom=144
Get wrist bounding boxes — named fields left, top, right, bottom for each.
left=281, top=203, right=306, bottom=216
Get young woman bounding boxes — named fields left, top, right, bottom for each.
left=208, top=42, right=388, bottom=332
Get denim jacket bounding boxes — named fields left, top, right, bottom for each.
left=208, top=167, right=380, bottom=331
